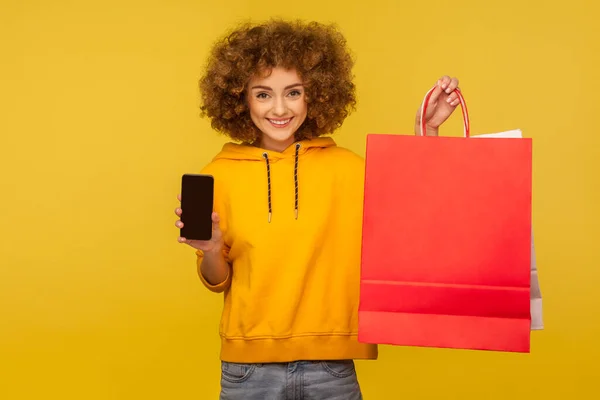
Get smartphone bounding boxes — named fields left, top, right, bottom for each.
left=180, top=174, right=214, bottom=241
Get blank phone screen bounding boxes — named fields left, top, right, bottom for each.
left=180, top=174, right=214, bottom=241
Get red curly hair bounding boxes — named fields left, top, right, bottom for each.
left=198, top=19, right=356, bottom=142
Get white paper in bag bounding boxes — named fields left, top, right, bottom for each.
left=472, top=129, right=543, bottom=330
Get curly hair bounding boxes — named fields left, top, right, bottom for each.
left=198, top=19, right=356, bottom=142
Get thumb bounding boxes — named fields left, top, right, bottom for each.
left=211, top=212, right=221, bottom=232
left=427, top=84, right=443, bottom=106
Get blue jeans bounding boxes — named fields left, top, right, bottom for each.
left=219, top=360, right=362, bottom=399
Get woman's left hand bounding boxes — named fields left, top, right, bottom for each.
left=415, top=76, right=460, bottom=136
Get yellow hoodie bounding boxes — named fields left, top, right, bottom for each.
left=195, top=137, right=378, bottom=363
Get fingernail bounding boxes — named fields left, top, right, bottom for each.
left=442, top=83, right=447, bottom=89
left=446, top=88, right=451, bottom=93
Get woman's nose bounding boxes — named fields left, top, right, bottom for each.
left=272, top=97, right=287, bottom=116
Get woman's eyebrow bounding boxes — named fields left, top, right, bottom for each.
left=284, top=83, right=303, bottom=89
left=250, top=83, right=303, bottom=90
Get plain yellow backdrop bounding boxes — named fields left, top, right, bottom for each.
left=1, top=0, right=599, bottom=398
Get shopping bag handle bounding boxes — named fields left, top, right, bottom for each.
left=419, top=86, right=471, bottom=137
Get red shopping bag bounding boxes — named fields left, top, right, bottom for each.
left=358, top=88, right=533, bottom=353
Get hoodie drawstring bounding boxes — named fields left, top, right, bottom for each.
left=262, top=152, right=272, bottom=223
left=294, top=143, right=300, bottom=219
left=262, top=143, right=301, bottom=223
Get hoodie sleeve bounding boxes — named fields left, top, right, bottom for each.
left=194, top=160, right=232, bottom=293
left=196, top=247, right=232, bottom=293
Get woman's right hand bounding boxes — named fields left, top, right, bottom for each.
left=175, top=194, right=224, bottom=253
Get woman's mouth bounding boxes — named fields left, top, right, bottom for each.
left=267, top=118, right=293, bottom=128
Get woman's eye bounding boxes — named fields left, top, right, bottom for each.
left=288, top=90, right=302, bottom=97
left=256, top=93, right=269, bottom=99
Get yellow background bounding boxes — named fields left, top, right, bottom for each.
left=1, top=0, right=598, bottom=398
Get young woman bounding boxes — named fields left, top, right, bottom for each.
left=174, top=19, right=460, bottom=399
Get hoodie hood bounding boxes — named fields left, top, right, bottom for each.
left=212, top=137, right=337, bottom=222
left=213, top=137, right=337, bottom=162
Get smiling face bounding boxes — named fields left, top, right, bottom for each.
left=247, top=67, right=308, bottom=152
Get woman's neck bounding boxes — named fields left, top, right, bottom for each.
left=256, top=136, right=295, bottom=153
